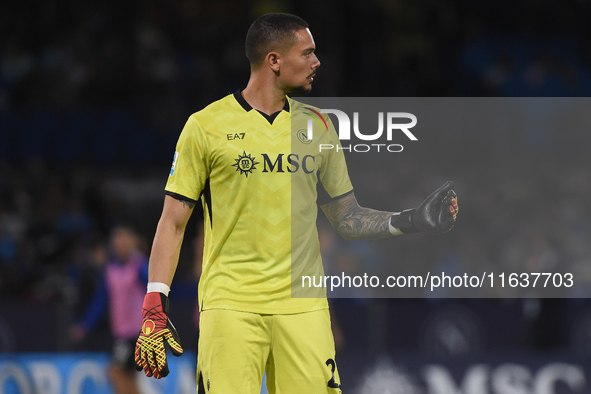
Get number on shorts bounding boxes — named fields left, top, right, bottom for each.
left=326, top=358, right=341, bottom=389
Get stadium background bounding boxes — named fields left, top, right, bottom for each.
left=2, top=0, right=591, bottom=392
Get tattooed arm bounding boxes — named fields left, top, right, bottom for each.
left=321, top=182, right=459, bottom=240
left=180, top=200, right=196, bottom=209
left=320, top=192, right=400, bottom=240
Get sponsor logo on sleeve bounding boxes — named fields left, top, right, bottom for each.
left=170, top=152, right=179, bottom=176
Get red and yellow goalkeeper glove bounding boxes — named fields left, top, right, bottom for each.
left=135, top=292, right=184, bottom=379
left=391, top=181, right=459, bottom=234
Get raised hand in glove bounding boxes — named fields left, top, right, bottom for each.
left=135, top=292, right=184, bottom=378
left=391, top=181, right=458, bottom=234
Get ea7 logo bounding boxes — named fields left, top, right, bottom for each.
left=227, top=133, right=246, bottom=140
left=306, top=110, right=417, bottom=141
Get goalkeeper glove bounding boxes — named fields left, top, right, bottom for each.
left=391, top=180, right=458, bottom=234
left=135, top=292, right=184, bottom=379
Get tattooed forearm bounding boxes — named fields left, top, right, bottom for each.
left=335, top=207, right=393, bottom=239
left=181, top=200, right=196, bottom=209
left=320, top=192, right=394, bottom=240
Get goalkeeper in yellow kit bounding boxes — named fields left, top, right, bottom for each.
left=134, top=12, right=458, bottom=393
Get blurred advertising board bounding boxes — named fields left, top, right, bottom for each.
left=0, top=352, right=196, bottom=394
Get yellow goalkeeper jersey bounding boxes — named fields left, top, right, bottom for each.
left=165, top=92, right=353, bottom=314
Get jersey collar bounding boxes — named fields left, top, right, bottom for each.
left=233, top=90, right=290, bottom=125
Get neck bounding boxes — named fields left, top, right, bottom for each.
left=242, top=71, right=286, bottom=115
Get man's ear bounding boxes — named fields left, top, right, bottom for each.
left=266, top=51, right=281, bottom=72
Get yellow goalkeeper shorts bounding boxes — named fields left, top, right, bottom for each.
left=197, top=308, right=342, bottom=394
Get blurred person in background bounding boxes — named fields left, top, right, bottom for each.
left=70, top=225, right=148, bottom=394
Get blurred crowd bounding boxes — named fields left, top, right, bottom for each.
left=3, top=0, right=591, bottom=113
left=2, top=0, right=591, bottom=354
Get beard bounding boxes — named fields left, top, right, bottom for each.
left=287, top=83, right=313, bottom=97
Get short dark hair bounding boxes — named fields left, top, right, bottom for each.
left=245, top=13, right=309, bottom=67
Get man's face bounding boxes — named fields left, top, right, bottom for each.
left=278, top=28, right=320, bottom=95
left=111, top=227, right=137, bottom=261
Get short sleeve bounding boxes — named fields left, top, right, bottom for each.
left=165, top=115, right=210, bottom=202
left=318, top=117, right=353, bottom=203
